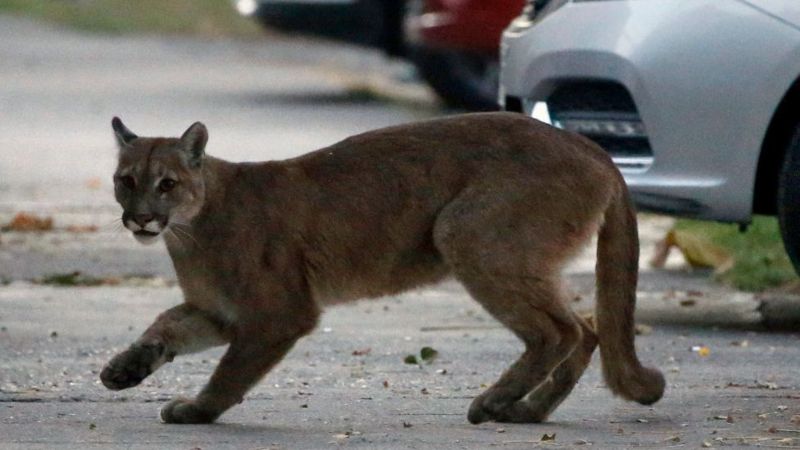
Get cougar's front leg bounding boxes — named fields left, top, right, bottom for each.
left=101, top=304, right=230, bottom=391
left=160, top=311, right=317, bottom=424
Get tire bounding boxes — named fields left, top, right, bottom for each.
left=409, top=46, right=500, bottom=111
left=777, top=126, right=800, bottom=275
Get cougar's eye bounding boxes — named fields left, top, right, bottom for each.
left=158, top=178, right=177, bottom=193
left=118, top=175, right=136, bottom=190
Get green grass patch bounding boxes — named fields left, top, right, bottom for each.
left=675, top=216, right=798, bottom=292
left=0, top=0, right=262, bottom=37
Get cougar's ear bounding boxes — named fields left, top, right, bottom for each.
left=111, top=116, right=138, bottom=148
left=180, top=121, right=208, bottom=168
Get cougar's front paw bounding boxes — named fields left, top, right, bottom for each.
left=100, top=343, right=165, bottom=390
left=161, top=398, right=219, bottom=424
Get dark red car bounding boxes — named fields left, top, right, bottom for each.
left=234, top=0, right=524, bottom=110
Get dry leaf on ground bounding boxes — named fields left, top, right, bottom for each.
left=2, top=212, right=53, bottom=232
left=650, top=228, right=733, bottom=273
left=85, top=177, right=103, bottom=190
left=66, top=225, right=99, bottom=233
left=540, top=433, right=556, bottom=442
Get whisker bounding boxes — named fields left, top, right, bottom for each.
left=170, top=225, right=200, bottom=248
left=165, top=228, right=186, bottom=252
left=101, top=217, right=125, bottom=232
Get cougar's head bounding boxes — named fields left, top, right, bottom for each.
left=111, top=117, right=207, bottom=245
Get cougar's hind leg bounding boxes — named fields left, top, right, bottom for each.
left=507, top=313, right=598, bottom=422
left=457, top=276, right=582, bottom=424
left=433, top=185, right=588, bottom=424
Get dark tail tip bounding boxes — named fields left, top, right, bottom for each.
left=628, top=365, right=665, bottom=405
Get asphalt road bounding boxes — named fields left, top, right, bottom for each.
left=1, top=15, right=799, bottom=450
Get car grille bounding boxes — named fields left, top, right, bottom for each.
left=546, top=81, right=653, bottom=171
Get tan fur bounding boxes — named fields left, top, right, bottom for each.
left=100, top=112, right=664, bottom=424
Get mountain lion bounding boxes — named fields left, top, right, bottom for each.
left=101, top=113, right=664, bottom=424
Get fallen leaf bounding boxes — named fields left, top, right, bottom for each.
left=66, top=225, right=98, bottom=233
left=791, top=415, right=800, bottom=425
left=383, top=380, right=389, bottom=388
left=3, top=213, right=53, bottom=232
left=650, top=228, right=733, bottom=273
left=403, top=355, right=418, bottom=365
left=701, top=440, right=712, bottom=448
left=89, top=423, right=96, bottom=430
left=402, top=421, right=413, bottom=428
left=540, top=433, right=556, bottom=442
left=37, top=272, right=106, bottom=287
left=730, top=340, right=749, bottom=347
left=636, top=418, right=649, bottom=423
left=85, top=177, right=103, bottom=190
left=679, top=299, right=697, bottom=307
left=420, top=346, right=438, bottom=362
left=635, top=324, right=653, bottom=336
left=351, top=348, right=371, bottom=356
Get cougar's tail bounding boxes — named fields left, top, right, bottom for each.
left=595, top=182, right=665, bottom=405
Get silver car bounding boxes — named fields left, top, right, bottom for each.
left=500, top=0, right=800, bottom=273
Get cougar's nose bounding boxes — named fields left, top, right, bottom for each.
left=133, top=213, right=154, bottom=227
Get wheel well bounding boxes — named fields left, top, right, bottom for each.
left=753, top=76, right=800, bottom=215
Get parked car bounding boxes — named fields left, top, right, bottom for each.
left=405, top=0, right=523, bottom=110
left=232, top=0, right=523, bottom=110
left=500, top=0, right=800, bottom=274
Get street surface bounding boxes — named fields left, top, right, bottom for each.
left=1, top=15, right=798, bottom=449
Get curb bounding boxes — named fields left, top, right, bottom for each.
left=758, top=294, right=800, bottom=330
left=573, top=290, right=800, bottom=330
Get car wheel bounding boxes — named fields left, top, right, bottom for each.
left=409, top=46, right=500, bottom=111
left=777, top=126, right=800, bottom=275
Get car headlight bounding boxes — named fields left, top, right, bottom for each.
left=234, top=0, right=258, bottom=16
left=508, top=0, right=569, bottom=31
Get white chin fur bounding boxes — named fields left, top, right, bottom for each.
left=133, top=233, right=160, bottom=245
